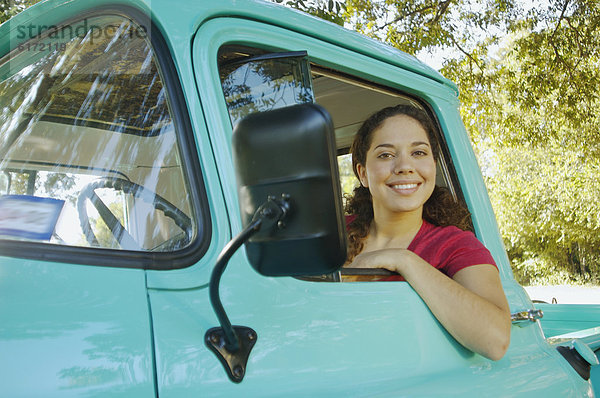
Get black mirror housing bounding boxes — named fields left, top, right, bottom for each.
left=232, top=103, right=347, bottom=276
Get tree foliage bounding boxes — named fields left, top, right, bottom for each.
left=481, top=143, right=600, bottom=284
left=343, top=0, right=519, bottom=59
left=0, top=0, right=41, bottom=24
left=445, top=1, right=600, bottom=284
left=270, top=0, right=347, bottom=25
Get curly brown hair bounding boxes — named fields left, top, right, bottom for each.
left=345, top=105, right=473, bottom=262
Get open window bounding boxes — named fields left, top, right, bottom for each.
left=217, top=45, right=467, bottom=281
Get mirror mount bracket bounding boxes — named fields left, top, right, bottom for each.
left=205, top=194, right=291, bottom=383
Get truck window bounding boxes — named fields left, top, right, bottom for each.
left=218, top=47, right=460, bottom=202
left=217, top=46, right=467, bottom=281
left=0, top=15, right=199, bottom=258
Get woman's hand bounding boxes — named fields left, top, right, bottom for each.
left=347, top=248, right=410, bottom=274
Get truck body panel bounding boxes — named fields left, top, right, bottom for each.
left=0, top=0, right=598, bottom=396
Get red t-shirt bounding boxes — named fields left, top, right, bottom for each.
left=346, top=216, right=497, bottom=280
left=407, top=220, right=497, bottom=278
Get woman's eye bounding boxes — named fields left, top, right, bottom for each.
left=413, top=150, right=428, bottom=156
left=377, top=152, right=393, bottom=159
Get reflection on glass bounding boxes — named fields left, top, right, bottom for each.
left=220, top=52, right=314, bottom=127
left=0, top=172, right=8, bottom=194
left=0, top=16, right=195, bottom=252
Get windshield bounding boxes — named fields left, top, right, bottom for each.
left=0, top=15, right=195, bottom=252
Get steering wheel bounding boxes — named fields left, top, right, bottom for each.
left=77, top=177, right=192, bottom=250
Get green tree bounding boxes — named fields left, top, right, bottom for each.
left=446, top=1, right=600, bottom=284
left=343, top=0, right=519, bottom=63
left=480, top=142, right=600, bottom=284
left=269, top=0, right=347, bottom=25
left=0, top=0, right=41, bottom=24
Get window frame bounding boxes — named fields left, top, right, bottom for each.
left=0, top=6, right=211, bottom=270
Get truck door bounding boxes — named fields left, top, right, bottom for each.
left=147, top=16, right=586, bottom=397
left=0, top=10, right=202, bottom=397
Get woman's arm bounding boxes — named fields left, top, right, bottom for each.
left=349, top=249, right=511, bottom=360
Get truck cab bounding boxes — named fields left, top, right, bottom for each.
left=0, top=0, right=598, bottom=396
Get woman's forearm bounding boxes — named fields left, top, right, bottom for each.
left=398, top=255, right=511, bottom=360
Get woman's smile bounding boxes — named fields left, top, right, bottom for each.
left=387, top=181, right=421, bottom=193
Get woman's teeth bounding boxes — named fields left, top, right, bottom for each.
left=391, top=183, right=418, bottom=190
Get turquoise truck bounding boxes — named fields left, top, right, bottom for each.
left=0, top=0, right=598, bottom=396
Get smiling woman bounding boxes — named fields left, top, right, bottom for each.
left=345, top=105, right=473, bottom=265
left=343, top=105, right=511, bottom=360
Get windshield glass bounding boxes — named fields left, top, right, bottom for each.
left=0, top=15, right=195, bottom=252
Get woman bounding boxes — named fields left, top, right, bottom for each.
left=345, top=105, right=511, bottom=361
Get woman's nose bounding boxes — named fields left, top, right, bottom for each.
left=393, top=155, right=414, bottom=174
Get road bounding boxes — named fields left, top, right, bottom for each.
left=524, top=285, right=600, bottom=304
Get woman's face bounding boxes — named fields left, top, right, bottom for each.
left=356, top=114, right=436, bottom=218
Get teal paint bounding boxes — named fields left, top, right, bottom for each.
left=0, top=257, right=155, bottom=397
left=0, top=0, right=597, bottom=396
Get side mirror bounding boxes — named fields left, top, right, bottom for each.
left=233, top=102, right=347, bottom=276
left=205, top=103, right=347, bottom=383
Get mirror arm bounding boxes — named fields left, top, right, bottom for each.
left=205, top=195, right=291, bottom=383
left=208, top=217, right=261, bottom=351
